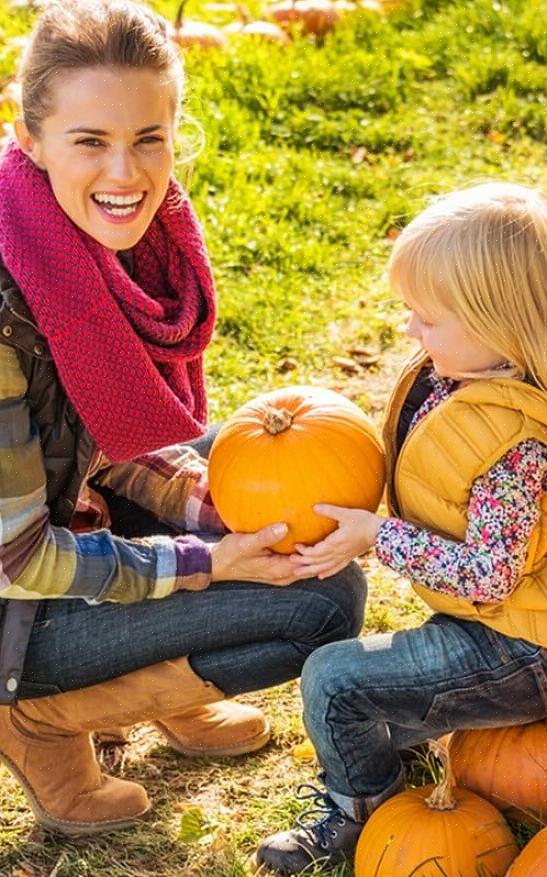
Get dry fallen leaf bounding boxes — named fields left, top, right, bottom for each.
left=332, top=355, right=360, bottom=375
left=485, top=129, right=506, bottom=144
left=292, top=738, right=316, bottom=761
left=276, top=355, right=298, bottom=373
left=350, top=145, right=368, bottom=165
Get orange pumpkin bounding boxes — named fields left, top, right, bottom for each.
left=171, top=0, right=228, bottom=49
left=449, top=721, right=547, bottom=820
left=208, top=385, right=385, bottom=554
left=354, top=741, right=518, bottom=877
left=506, top=826, right=547, bottom=877
left=269, top=0, right=341, bottom=36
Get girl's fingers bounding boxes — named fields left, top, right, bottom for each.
left=294, top=559, right=342, bottom=577
left=314, top=503, right=344, bottom=518
left=318, top=563, right=347, bottom=580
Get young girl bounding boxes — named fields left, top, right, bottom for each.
left=0, top=0, right=364, bottom=836
left=254, top=181, right=547, bottom=874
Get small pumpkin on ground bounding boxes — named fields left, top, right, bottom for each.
left=269, top=0, right=342, bottom=37
left=448, top=720, right=547, bottom=820
left=208, top=385, right=385, bottom=554
left=225, top=3, right=292, bottom=42
left=354, top=740, right=518, bottom=877
left=506, top=825, right=547, bottom=877
left=170, top=0, right=228, bottom=49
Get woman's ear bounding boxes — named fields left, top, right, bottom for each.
left=13, top=118, right=45, bottom=169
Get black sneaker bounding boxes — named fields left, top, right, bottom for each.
left=251, top=784, right=364, bottom=875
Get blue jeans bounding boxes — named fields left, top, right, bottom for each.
left=20, top=564, right=365, bottom=699
left=301, top=613, right=547, bottom=821
left=18, top=424, right=366, bottom=699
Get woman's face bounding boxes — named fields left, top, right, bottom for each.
left=15, top=66, right=177, bottom=251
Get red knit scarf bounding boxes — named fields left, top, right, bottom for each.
left=0, top=140, right=216, bottom=462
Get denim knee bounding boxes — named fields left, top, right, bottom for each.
left=301, top=638, right=358, bottom=715
left=316, top=561, right=366, bottom=641
left=288, top=563, right=365, bottom=660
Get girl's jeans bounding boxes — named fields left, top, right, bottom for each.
left=301, top=613, right=547, bottom=821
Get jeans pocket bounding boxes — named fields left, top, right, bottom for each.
left=424, top=663, right=547, bottom=730
left=480, top=625, right=541, bottom=664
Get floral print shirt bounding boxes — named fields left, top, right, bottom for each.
left=375, top=371, right=547, bottom=604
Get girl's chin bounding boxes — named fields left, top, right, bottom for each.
left=431, top=361, right=460, bottom=380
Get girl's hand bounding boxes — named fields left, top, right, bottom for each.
left=291, top=504, right=386, bottom=579
left=210, top=523, right=305, bottom=586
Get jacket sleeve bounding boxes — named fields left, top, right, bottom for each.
left=93, top=445, right=227, bottom=535
left=0, top=344, right=212, bottom=603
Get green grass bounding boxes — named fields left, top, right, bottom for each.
left=0, top=0, right=545, bottom=873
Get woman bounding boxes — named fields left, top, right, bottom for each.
left=0, top=0, right=365, bottom=837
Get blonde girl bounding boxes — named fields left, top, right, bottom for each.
left=255, top=182, right=547, bottom=875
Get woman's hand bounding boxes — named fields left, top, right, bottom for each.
left=210, top=523, right=303, bottom=586
left=291, top=504, right=386, bottom=579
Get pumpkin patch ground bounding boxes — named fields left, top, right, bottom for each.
left=1, top=0, right=546, bottom=875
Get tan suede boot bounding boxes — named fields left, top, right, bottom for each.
left=0, top=656, right=223, bottom=836
left=154, top=699, right=271, bottom=757
left=96, top=700, right=270, bottom=758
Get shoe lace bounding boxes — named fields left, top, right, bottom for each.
left=295, top=784, right=347, bottom=850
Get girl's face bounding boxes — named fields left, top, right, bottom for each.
left=404, top=296, right=506, bottom=379
left=15, top=66, right=176, bottom=251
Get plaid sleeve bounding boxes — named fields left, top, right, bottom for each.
left=0, top=344, right=211, bottom=603
left=94, top=445, right=228, bottom=535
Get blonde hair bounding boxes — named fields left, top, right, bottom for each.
left=18, top=0, right=183, bottom=137
left=389, top=182, right=547, bottom=391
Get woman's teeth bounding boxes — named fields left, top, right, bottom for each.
left=93, top=193, right=144, bottom=216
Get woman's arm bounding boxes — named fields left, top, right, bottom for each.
left=0, top=345, right=211, bottom=603
left=93, top=445, right=226, bottom=534
left=375, top=438, right=547, bottom=603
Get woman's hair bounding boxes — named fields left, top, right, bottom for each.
left=18, top=0, right=184, bottom=136
left=389, top=182, right=547, bottom=390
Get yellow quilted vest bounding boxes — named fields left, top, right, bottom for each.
left=382, top=350, right=547, bottom=646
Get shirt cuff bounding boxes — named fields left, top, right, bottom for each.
left=151, top=535, right=212, bottom=598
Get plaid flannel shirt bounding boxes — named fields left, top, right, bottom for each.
left=0, top=343, right=225, bottom=604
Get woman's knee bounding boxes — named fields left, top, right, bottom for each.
left=310, top=561, right=366, bottom=641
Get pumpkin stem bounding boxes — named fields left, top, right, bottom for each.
left=424, top=738, right=457, bottom=811
left=263, top=406, right=294, bottom=435
left=174, top=0, right=189, bottom=30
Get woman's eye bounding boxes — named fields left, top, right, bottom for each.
left=75, top=138, right=104, bottom=148
left=138, top=136, right=164, bottom=145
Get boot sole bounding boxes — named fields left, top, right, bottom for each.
left=0, top=751, right=151, bottom=836
left=155, top=720, right=271, bottom=758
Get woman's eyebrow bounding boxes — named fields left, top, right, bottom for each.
left=65, top=124, right=167, bottom=135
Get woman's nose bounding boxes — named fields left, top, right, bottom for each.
left=107, top=147, right=139, bottom=183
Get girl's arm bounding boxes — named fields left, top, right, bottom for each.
left=375, top=438, right=546, bottom=603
